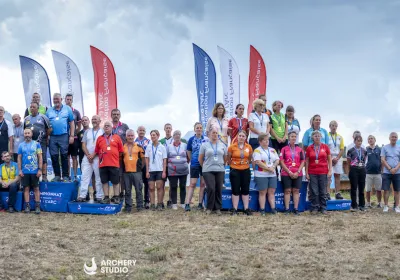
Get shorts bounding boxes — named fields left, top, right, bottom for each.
left=190, top=165, right=203, bottom=178
left=229, top=168, right=251, bottom=196
left=163, top=169, right=168, bottom=182
left=366, top=174, right=382, bottom=192
left=254, top=176, right=277, bottom=191
left=99, top=166, right=120, bottom=185
left=149, top=171, right=163, bottom=182
left=270, top=139, right=288, bottom=152
left=382, top=173, right=400, bottom=191
left=22, top=173, right=39, bottom=188
left=281, top=176, right=302, bottom=189
left=40, top=142, right=48, bottom=164
left=249, top=138, right=259, bottom=151
left=332, top=158, right=343, bottom=174
left=68, top=138, right=79, bottom=157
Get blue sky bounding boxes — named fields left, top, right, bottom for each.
left=0, top=0, right=399, bottom=145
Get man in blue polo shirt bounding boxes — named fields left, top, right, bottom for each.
left=46, top=93, right=74, bottom=182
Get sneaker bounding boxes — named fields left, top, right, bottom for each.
left=62, top=177, right=71, bottom=183
left=161, top=202, right=165, bottom=209
left=376, top=203, right=382, bottom=208
left=365, top=203, right=372, bottom=208
left=215, top=210, right=222, bottom=216
left=151, top=204, right=156, bottom=211
left=283, top=209, right=290, bottom=215
left=167, top=201, right=172, bottom=209
left=335, top=192, right=344, bottom=200
left=73, top=176, right=79, bottom=182
left=185, top=204, right=191, bottom=212
left=244, top=209, right=253, bottom=216
left=197, top=204, right=204, bottom=210
left=293, top=209, right=300, bottom=215
left=35, top=203, right=40, bottom=214
left=157, top=203, right=163, bottom=211
left=231, top=209, right=238, bottom=216
left=8, top=206, right=15, bottom=213
left=350, top=207, right=359, bottom=212
left=110, top=196, right=120, bottom=204
left=145, top=202, right=150, bottom=209
left=41, top=176, right=48, bottom=183
left=180, top=204, right=185, bottom=209
left=24, top=203, right=30, bottom=213
left=326, top=194, right=331, bottom=201
left=172, top=204, right=178, bottom=210
left=383, top=205, right=389, bottom=212
left=260, top=209, right=266, bottom=216
left=205, top=209, right=212, bottom=215
left=310, top=210, right=318, bottom=215
left=359, top=207, right=366, bottom=212
left=320, top=209, right=328, bottom=215
left=100, top=197, right=110, bottom=204
left=270, top=209, right=277, bottom=215
left=76, top=197, right=86, bottom=202
left=51, top=176, right=61, bottom=182
left=395, top=207, right=400, bottom=213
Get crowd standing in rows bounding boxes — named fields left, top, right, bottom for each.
left=0, top=93, right=399, bottom=215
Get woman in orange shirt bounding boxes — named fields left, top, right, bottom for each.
left=227, top=130, right=253, bottom=216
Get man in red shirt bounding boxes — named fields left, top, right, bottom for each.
left=95, top=120, right=124, bottom=204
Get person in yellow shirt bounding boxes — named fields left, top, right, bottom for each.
left=327, top=121, right=345, bottom=200
left=0, top=151, right=20, bottom=213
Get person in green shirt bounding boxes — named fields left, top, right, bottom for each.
left=24, top=92, right=48, bottom=117
left=270, top=100, right=288, bottom=153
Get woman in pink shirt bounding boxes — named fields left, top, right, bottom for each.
left=280, top=131, right=305, bottom=215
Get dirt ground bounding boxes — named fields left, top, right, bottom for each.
left=0, top=191, right=399, bottom=280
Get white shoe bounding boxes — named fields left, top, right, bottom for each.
left=383, top=205, right=389, bottom=212
left=172, top=204, right=178, bottom=210
left=395, top=207, right=400, bottom=213
left=181, top=204, right=185, bottom=209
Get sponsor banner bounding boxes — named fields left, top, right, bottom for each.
left=68, top=201, right=123, bottom=215
left=193, top=43, right=216, bottom=135
left=247, top=45, right=266, bottom=116
left=19, top=56, right=51, bottom=108
left=90, top=46, right=118, bottom=123
left=217, top=46, right=240, bottom=118
left=52, top=50, right=84, bottom=115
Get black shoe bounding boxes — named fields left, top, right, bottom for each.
left=197, top=203, right=204, bottom=210
left=100, top=197, right=110, bottom=204
left=24, top=203, right=30, bottom=213
left=150, top=204, right=156, bottom=211
left=270, top=209, right=277, bottom=215
left=320, top=209, right=328, bottom=215
left=35, top=203, right=41, bottom=214
left=359, top=207, right=366, bottom=212
left=293, top=209, right=300, bottom=215
left=244, top=209, right=253, bottom=216
left=335, top=192, right=344, bottom=200
left=284, top=208, right=290, bottom=215
left=85, top=192, right=90, bottom=201
left=167, top=201, right=172, bottom=209
left=111, top=196, right=120, bottom=204
left=185, top=204, right=191, bottom=211
left=326, top=194, right=331, bottom=201
left=161, top=202, right=165, bottom=209
left=8, top=206, right=15, bottom=213
left=259, top=209, right=266, bottom=216
left=145, top=202, right=150, bottom=210
left=231, top=209, right=238, bottom=216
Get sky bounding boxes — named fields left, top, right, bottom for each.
left=1, top=0, right=400, bottom=145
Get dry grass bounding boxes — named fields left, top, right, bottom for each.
left=0, top=190, right=399, bottom=280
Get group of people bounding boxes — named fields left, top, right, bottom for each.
left=0, top=93, right=399, bottom=216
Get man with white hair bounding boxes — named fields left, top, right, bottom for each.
left=24, top=92, right=48, bottom=117
left=77, top=115, right=104, bottom=202
left=46, top=93, right=75, bottom=182
left=0, top=106, right=14, bottom=164
left=123, top=129, right=145, bottom=212
left=95, top=120, right=124, bottom=204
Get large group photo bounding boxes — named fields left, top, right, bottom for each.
left=1, top=1, right=400, bottom=279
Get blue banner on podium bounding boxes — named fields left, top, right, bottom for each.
left=305, top=200, right=351, bottom=211
left=25, top=182, right=79, bottom=213
left=68, top=202, right=123, bottom=215
left=0, top=191, right=23, bottom=211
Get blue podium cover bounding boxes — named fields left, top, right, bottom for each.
left=0, top=191, right=23, bottom=211
left=305, top=200, right=351, bottom=211
left=25, top=182, right=79, bottom=213
left=68, top=201, right=123, bottom=215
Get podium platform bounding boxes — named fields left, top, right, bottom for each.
left=25, top=181, right=79, bottom=213
left=305, top=200, right=352, bottom=211
left=0, top=191, right=23, bottom=211
left=68, top=201, right=123, bottom=215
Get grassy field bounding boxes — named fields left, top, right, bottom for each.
left=1, top=190, right=399, bottom=280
